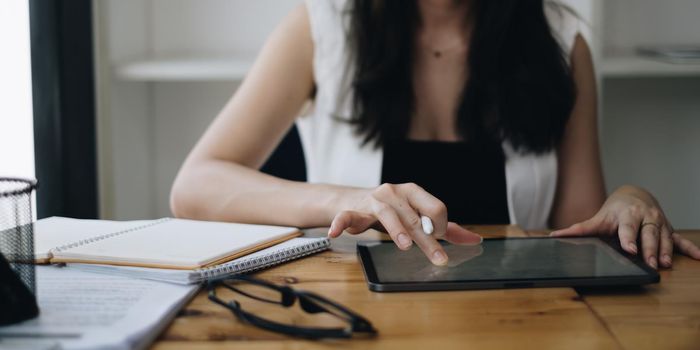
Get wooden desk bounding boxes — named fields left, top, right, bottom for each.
left=154, top=227, right=700, bottom=350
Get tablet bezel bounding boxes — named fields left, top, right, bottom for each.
left=357, top=236, right=660, bottom=292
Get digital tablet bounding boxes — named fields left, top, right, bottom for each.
left=357, top=237, right=659, bottom=292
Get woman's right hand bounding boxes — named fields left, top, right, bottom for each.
left=327, top=183, right=483, bottom=266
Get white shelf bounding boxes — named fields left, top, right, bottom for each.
left=113, top=56, right=255, bottom=81
left=601, top=54, right=700, bottom=78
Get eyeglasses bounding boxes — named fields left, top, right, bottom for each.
left=206, top=275, right=377, bottom=339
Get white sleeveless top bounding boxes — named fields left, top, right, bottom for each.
left=297, top=0, right=581, bottom=229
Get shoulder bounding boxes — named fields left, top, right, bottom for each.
left=544, top=1, right=582, bottom=57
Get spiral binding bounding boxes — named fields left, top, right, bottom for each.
left=51, top=218, right=172, bottom=253
left=196, top=238, right=330, bottom=280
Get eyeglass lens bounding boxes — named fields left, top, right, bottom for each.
left=220, top=279, right=285, bottom=304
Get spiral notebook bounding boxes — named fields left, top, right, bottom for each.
left=66, top=237, right=330, bottom=284
left=32, top=216, right=306, bottom=269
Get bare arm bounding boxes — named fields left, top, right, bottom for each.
left=549, top=34, right=606, bottom=229
left=171, top=4, right=350, bottom=227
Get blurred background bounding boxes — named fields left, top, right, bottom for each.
left=3, top=0, right=700, bottom=227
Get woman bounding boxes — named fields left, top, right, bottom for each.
left=170, top=0, right=700, bottom=267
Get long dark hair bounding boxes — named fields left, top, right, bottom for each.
left=348, top=0, right=575, bottom=154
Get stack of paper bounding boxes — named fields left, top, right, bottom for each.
left=0, top=266, right=198, bottom=350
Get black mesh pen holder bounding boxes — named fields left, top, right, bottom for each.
left=0, top=177, right=39, bottom=325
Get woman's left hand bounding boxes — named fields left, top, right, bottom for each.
left=550, top=185, right=700, bottom=269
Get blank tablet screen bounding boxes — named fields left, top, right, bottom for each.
left=364, top=237, right=649, bottom=283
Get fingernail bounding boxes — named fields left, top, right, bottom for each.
left=397, top=233, right=412, bottom=249
left=662, top=254, right=672, bottom=267
left=464, top=236, right=483, bottom=246
left=648, top=257, right=658, bottom=270
left=432, top=250, right=448, bottom=265
left=628, top=242, right=638, bottom=254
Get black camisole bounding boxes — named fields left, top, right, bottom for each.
left=381, top=139, right=510, bottom=225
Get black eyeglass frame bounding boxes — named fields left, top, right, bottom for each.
left=206, top=275, right=377, bottom=339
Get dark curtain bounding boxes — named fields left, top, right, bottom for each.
left=29, top=0, right=98, bottom=219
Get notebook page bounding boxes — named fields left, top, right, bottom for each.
left=52, top=219, right=300, bottom=268
left=33, top=217, right=154, bottom=261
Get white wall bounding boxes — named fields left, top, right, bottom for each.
left=602, top=0, right=700, bottom=55
left=150, top=0, right=297, bottom=57
left=96, top=0, right=298, bottom=219
left=96, top=0, right=153, bottom=219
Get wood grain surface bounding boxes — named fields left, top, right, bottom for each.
left=152, top=226, right=700, bottom=350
